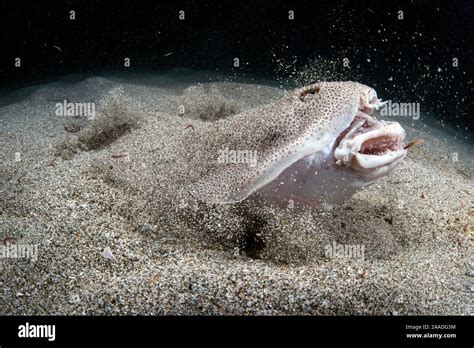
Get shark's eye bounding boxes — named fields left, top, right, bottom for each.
left=299, top=85, right=320, bottom=101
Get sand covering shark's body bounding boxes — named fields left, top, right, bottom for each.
left=187, top=81, right=416, bottom=210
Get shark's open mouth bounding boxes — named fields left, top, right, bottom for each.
left=359, top=135, right=403, bottom=155
left=334, top=96, right=407, bottom=178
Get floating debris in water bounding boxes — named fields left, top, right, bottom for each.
left=404, top=138, right=424, bottom=150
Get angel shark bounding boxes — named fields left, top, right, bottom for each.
left=187, top=81, right=419, bottom=210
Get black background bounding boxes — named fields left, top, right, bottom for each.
left=0, top=0, right=472, bottom=130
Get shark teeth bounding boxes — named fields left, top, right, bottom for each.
left=359, top=135, right=402, bottom=155
left=355, top=148, right=406, bottom=169
left=334, top=114, right=406, bottom=170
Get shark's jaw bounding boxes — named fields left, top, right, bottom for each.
left=334, top=98, right=407, bottom=183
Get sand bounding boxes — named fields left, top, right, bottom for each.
left=0, top=70, right=472, bottom=315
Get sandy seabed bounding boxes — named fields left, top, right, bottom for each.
left=0, top=71, right=472, bottom=315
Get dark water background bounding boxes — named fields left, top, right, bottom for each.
left=0, top=0, right=472, bottom=133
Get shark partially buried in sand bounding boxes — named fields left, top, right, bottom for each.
left=186, top=81, right=422, bottom=210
